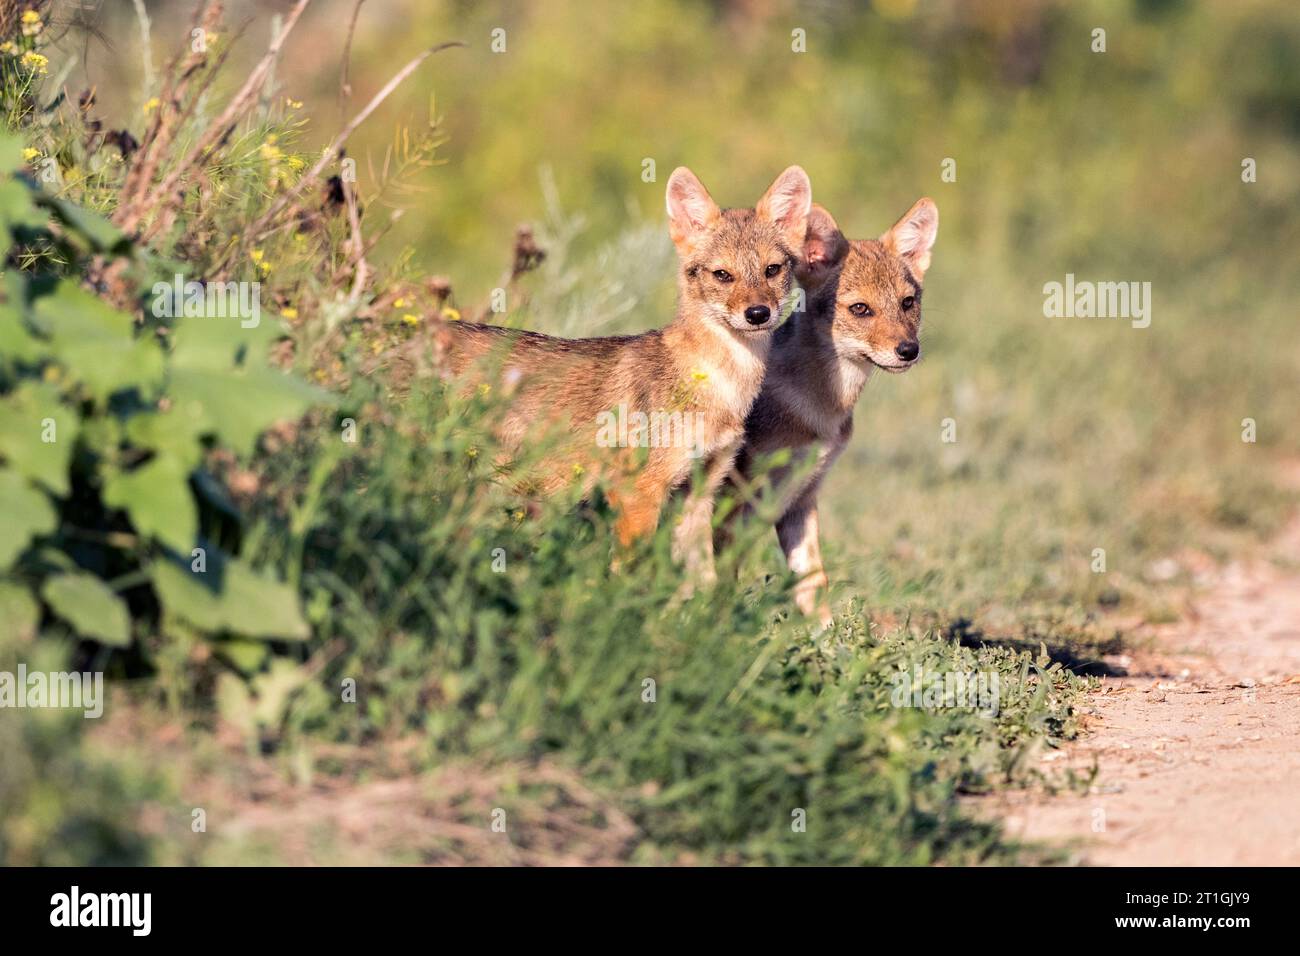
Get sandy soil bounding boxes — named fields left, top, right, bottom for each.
left=986, top=519, right=1300, bottom=866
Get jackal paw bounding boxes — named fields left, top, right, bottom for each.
left=794, top=574, right=832, bottom=627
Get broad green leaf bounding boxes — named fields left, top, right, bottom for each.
left=32, top=283, right=164, bottom=401
left=218, top=665, right=312, bottom=738
left=41, top=571, right=131, bottom=647
left=217, top=659, right=310, bottom=739
left=170, top=309, right=285, bottom=372
left=30, top=545, right=76, bottom=573
left=214, top=638, right=270, bottom=675
left=102, top=455, right=197, bottom=554
left=124, top=409, right=206, bottom=470
left=77, top=413, right=124, bottom=459
left=29, top=280, right=133, bottom=338
left=0, top=178, right=45, bottom=233
left=0, top=579, right=40, bottom=641
left=152, top=549, right=309, bottom=641
left=0, top=271, right=45, bottom=362
left=0, top=388, right=74, bottom=495
left=216, top=671, right=257, bottom=738
left=0, top=296, right=48, bottom=364
left=0, top=132, right=25, bottom=172
left=0, top=469, right=57, bottom=567
left=170, top=367, right=328, bottom=458
left=251, top=658, right=310, bottom=728
left=34, top=193, right=131, bottom=254
left=62, top=331, right=165, bottom=403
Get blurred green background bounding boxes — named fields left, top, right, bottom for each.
left=84, top=0, right=1300, bottom=290
left=74, top=0, right=1299, bottom=620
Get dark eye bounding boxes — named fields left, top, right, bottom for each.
left=712, top=269, right=733, bottom=283
left=848, top=302, right=872, bottom=317
left=901, top=295, right=916, bottom=310
left=765, top=263, right=782, bottom=278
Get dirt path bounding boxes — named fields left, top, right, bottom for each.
left=988, top=519, right=1300, bottom=865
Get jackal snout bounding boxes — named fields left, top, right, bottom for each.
left=801, top=198, right=938, bottom=373
left=666, top=165, right=812, bottom=335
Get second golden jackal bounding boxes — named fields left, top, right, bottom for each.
left=731, top=197, right=939, bottom=624
left=441, top=166, right=813, bottom=550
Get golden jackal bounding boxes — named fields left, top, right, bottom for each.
left=441, top=166, right=813, bottom=551
left=732, top=198, right=938, bottom=624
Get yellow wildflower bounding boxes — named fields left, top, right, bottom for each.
left=143, top=97, right=160, bottom=114
left=21, top=147, right=39, bottom=161
left=393, top=297, right=406, bottom=308
left=21, top=10, right=41, bottom=37
left=280, top=307, right=298, bottom=319
left=0, top=41, right=18, bottom=55
left=285, top=98, right=303, bottom=110
left=443, top=306, right=461, bottom=321
left=20, top=51, right=48, bottom=75
left=466, top=446, right=479, bottom=460
left=691, top=369, right=708, bottom=382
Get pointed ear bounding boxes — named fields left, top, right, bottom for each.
left=756, top=165, right=812, bottom=250
left=666, top=167, right=720, bottom=253
left=880, top=198, right=938, bottom=280
left=797, top=203, right=849, bottom=288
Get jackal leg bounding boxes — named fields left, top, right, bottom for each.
left=672, top=441, right=743, bottom=591
left=610, top=466, right=673, bottom=549
left=775, top=491, right=832, bottom=627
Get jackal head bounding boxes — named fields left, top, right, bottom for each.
left=797, top=198, right=938, bottom=373
left=666, top=165, right=812, bottom=336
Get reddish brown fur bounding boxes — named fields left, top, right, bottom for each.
left=440, top=167, right=813, bottom=551
left=729, top=198, right=939, bottom=623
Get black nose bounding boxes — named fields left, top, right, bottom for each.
left=744, top=305, right=771, bottom=325
left=895, top=341, right=919, bottom=361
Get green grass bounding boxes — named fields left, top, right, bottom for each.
left=236, top=382, right=1092, bottom=864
